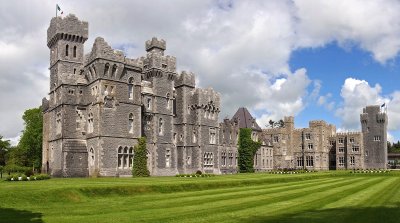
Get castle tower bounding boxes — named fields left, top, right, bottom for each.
left=360, top=105, right=388, bottom=169
left=43, top=14, right=89, bottom=177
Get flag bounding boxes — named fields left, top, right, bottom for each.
left=381, top=103, right=385, bottom=108
left=56, top=4, right=63, bottom=16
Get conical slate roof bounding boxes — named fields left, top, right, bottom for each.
left=231, top=107, right=262, bottom=131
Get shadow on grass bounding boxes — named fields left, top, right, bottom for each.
left=0, top=208, right=43, bottom=223
left=243, top=205, right=400, bottom=223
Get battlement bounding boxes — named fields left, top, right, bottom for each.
left=47, top=14, right=88, bottom=47
left=336, top=131, right=362, bottom=136
left=309, top=120, right=327, bottom=127
left=145, top=37, right=166, bottom=52
left=175, top=71, right=195, bottom=88
left=284, top=116, right=294, bottom=123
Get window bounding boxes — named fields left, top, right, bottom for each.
left=147, top=98, right=152, bottom=110
left=158, top=118, right=163, bottom=135
left=203, top=152, right=213, bottom=168
left=339, top=157, right=345, bottom=167
left=209, top=128, right=217, bottom=144
left=338, top=138, right=344, bottom=144
left=338, top=147, right=344, bottom=153
left=104, top=63, right=110, bottom=77
left=349, top=138, right=355, bottom=143
left=305, top=133, right=311, bottom=140
left=308, top=143, right=313, bottom=150
left=128, top=77, right=134, bottom=100
left=204, top=110, right=208, bottom=118
left=297, top=156, right=304, bottom=167
left=229, top=152, right=233, bottom=166
left=173, top=133, right=177, bottom=143
left=88, top=148, right=95, bottom=166
left=111, top=64, right=117, bottom=78
left=221, top=152, right=226, bottom=166
left=166, top=93, right=171, bottom=109
left=118, top=146, right=133, bottom=169
left=329, top=141, right=335, bottom=146
left=128, top=113, right=134, bottom=133
left=306, top=156, right=314, bottom=167
left=73, top=46, right=77, bottom=58
left=350, top=156, right=355, bottom=165
left=186, top=156, right=191, bottom=166
left=352, top=145, right=360, bottom=152
left=165, top=149, right=171, bottom=167
left=273, top=135, right=279, bottom=143
left=56, top=112, right=62, bottom=134
left=65, top=44, right=69, bottom=57
left=192, top=129, right=197, bottom=143
left=374, top=136, right=381, bottom=141
left=87, top=113, right=94, bottom=133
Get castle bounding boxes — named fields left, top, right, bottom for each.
left=42, top=14, right=388, bottom=177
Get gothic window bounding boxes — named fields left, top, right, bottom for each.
left=128, top=113, right=134, bottom=133
left=173, top=133, right=177, bottom=143
left=352, top=145, right=360, bottom=152
left=229, top=152, right=233, bottom=166
left=118, top=146, right=134, bottom=169
left=305, top=133, right=311, bottom=140
left=308, top=143, right=313, bottom=150
left=104, top=63, right=110, bottom=77
left=349, top=138, right=355, bottom=143
left=203, top=152, right=213, bottom=168
left=73, top=46, right=77, bottom=58
left=374, top=136, right=381, bottom=141
left=165, top=149, right=171, bottom=167
left=209, top=128, right=217, bottom=144
left=221, top=152, right=226, bottom=166
left=65, top=44, right=69, bottom=57
left=338, top=138, right=344, bottom=144
left=329, top=141, right=335, bottom=146
left=166, top=93, right=171, bottom=109
left=158, top=118, right=163, bottom=135
left=88, top=113, right=94, bottom=133
left=89, top=148, right=94, bottom=166
left=186, top=156, right=191, bottom=166
left=111, top=64, right=117, bottom=78
left=338, top=147, right=344, bottom=153
left=128, top=77, right=134, bottom=100
left=273, top=135, right=279, bottom=143
left=192, top=129, right=197, bottom=143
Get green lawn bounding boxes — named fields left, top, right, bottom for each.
left=0, top=171, right=400, bottom=223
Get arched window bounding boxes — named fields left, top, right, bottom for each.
left=65, top=44, right=69, bottom=57
left=88, top=113, right=94, bottom=133
left=104, top=63, right=110, bottom=77
left=118, top=146, right=123, bottom=168
left=128, top=113, right=134, bottom=133
left=166, top=93, right=171, bottom=109
left=89, top=148, right=94, bottom=166
left=124, top=147, right=129, bottom=168
left=165, top=149, right=171, bottom=167
left=128, top=77, right=134, bottom=100
left=158, top=118, right=163, bottom=135
left=73, top=46, right=77, bottom=58
left=117, top=146, right=134, bottom=168
left=111, top=64, right=117, bottom=78
left=147, top=98, right=152, bottom=110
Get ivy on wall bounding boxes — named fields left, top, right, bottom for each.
left=238, top=128, right=261, bottom=173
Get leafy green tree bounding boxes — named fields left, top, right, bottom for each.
left=238, top=128, right=261, bottom=173
left=0, top=135, right=11, bottom=166
left=132, top=137, right=150, bottom=177
left=18, top=107, right=43, bottom=169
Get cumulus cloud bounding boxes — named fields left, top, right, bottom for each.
left=1, top=0, right=400, bottom=143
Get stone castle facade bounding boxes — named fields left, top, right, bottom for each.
left=42, top=15, right=388, bottom=177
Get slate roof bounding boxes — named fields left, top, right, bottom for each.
left=231, top=107, right=262, bottom=132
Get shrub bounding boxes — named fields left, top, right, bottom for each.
left=132, top=137, right=150, bottom=177
left=238, top=128, right=261, bottom=173
left=196, top=170, right=202, bottom=175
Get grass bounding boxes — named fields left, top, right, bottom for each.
left=0, top=171, right=399, bottom=223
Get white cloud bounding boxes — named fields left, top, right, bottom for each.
left=1, top=0, right=400, bottom=142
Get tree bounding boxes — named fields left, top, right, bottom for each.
left=18, top=107, right=43, bottom=169
left=238, top=128, right=261, bottom=173
left=132, top=137, right=150, bottom=177
left=0, top=135, right=11, bottom=166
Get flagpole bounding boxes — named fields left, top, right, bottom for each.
left=56, top=4, right=57, bottom=17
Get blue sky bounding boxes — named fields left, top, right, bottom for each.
left=1, top=0, right=400, bottom=144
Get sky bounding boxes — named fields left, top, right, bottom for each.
left=1, top=0, right=400, bottom=145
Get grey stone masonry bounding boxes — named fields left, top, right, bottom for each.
left=42, top=14, right=388, bottom=177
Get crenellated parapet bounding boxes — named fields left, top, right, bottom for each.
left=145, top=37, right=166, bottom=52
left=47, top=14, right=88, bottom=47
left=175, top=71, right=195, bottom=88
